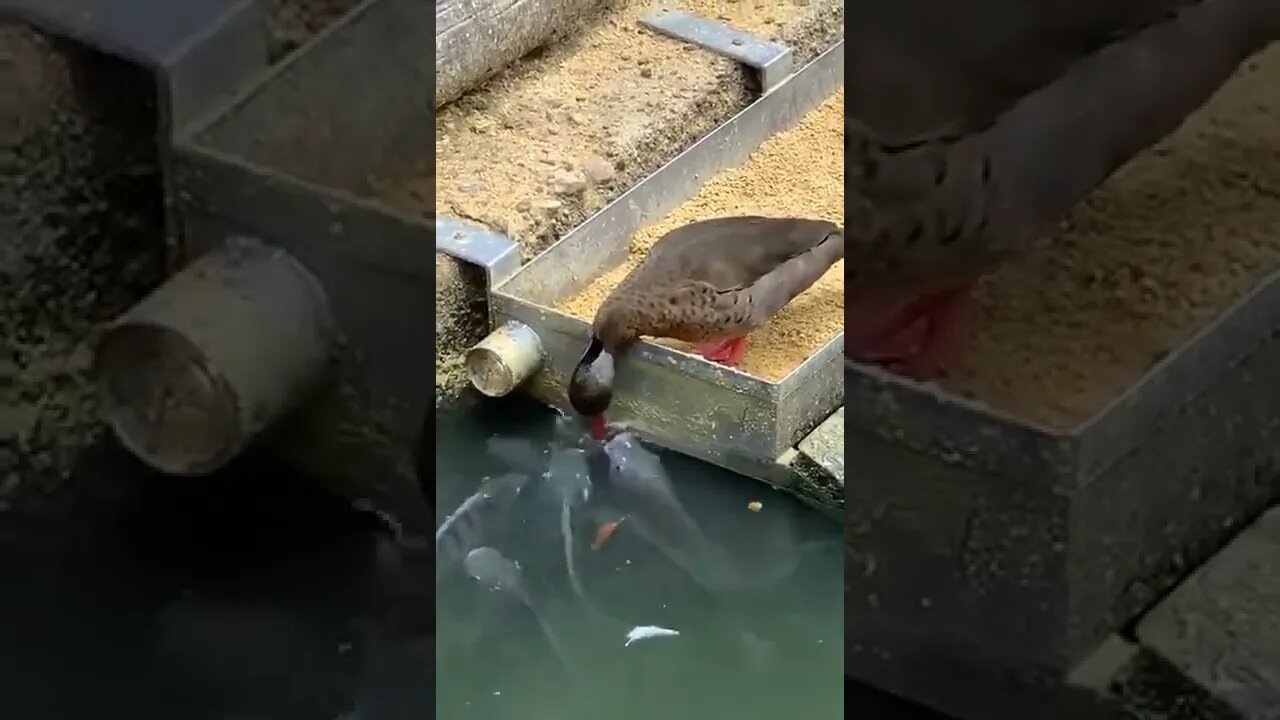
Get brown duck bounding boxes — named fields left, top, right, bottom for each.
left=568, top=215, right=844, bottom=436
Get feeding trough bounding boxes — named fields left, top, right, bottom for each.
left=465, top=39, right=846, bottom=513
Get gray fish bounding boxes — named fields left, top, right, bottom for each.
left=435, top=473, right=528, bottom=578
left=602, top=433, right=744, bottom=591
left=464, top=546, right=525, bottom=593
left=601, top=433, right=679, bottom=511
left=547, top=447, right=591, bottom=506
left=546, top=447, right=592, bottom=605
left=463, top=547, right=577, bottom=677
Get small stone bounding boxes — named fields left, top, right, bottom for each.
left=567, top=112, right=587, bottom=126
left=515, top=199, right=532, bottom=212
left=552, top=170, right=588, bottom=196
left=581, top=155, right=616, bottom=185
left=640, top=67, right=653, bottom=79
left=457, top=179, right=483, bottom=194
left=533, top=198, right=563, bottom=211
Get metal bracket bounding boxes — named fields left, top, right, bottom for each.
left=435, top=217, right=523, bottom=290
left=640, top=9, right=794, bottom=93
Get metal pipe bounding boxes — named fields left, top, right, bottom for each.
left=91, top=236, right=337, bottom=475
left=465, top=320, right=544, bottom=397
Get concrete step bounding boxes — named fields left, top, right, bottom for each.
left=1136, top=506, right=1280, bottom=719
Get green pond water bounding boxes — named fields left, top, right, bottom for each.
left=435, top=395, right=845, bottom=719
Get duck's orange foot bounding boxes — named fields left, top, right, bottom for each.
left=694, top=336, right=748, bottom=367
left=846, top=286, right=974, bottom=381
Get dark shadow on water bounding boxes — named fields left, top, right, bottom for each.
left=0, top=438, right=432, bottom=720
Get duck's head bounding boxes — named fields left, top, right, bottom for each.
left=569, top=335, right=615, bottom=418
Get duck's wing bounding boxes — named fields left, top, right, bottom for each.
left=630, top=216, right=841, bottom=293
left=845, top=0, right=1199, bottom=140
left=846, top=0, right=1279, bottom=292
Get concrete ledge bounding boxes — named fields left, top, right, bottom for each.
left=1137, top=506, right=1280, bottom=717
left=780, top=407, right=844, bottom=518
left=1070, top=635, right=1242, bottom=719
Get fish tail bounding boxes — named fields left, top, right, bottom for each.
left=533, top=614, right=580, bottom=683
left=562, top=504, right=588, bottom=602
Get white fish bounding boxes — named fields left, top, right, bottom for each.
left=624, top=625, right=681, bottom=647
